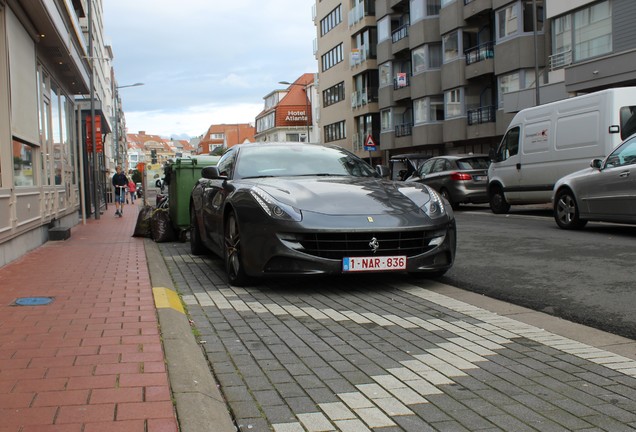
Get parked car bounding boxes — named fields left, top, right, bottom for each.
left=552, top=133, right=636, bottom=229
left=190, top=142, right=457, bottom=286
left=388, top=153, right=432, bottom=181
left=405, top=154, right=490, bottom=209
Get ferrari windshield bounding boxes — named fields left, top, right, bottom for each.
left=235, top=144, right=377, bottom=179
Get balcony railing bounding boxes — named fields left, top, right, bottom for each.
left=467, top=106, right=496, bottom=125
left=392, top=23, right=409, bottom=43
left=351, top=87, right=379, bottom=109
left=350, top=47, right=369, bottom=67
left=395, top=123, right=413, bottom=137
left=465, top=41, right=495, bottom=65
left=549, top=50, right=572, bottom=71
left=348, top=0, right=375, bottom=27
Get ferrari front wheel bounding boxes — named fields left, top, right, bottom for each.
left=224, top=211, right=249, bottom=286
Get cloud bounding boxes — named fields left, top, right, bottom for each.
left=104, top=0, right=316, bottom=139
left=124, top=102, right=263, bottom=138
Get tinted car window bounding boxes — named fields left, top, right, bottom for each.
left=456, top=157, right=490, bottom=170
left=432, top=160, right=447, bottom=173
left=418, top=159, right=436, bottom=175
left=605, top=136, right=636, bottom=168
left=216, top=148, right=237, bottom=178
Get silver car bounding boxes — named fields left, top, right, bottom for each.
left=553, top=134, right=636, bottom=229
left=405, top=154, right=490, bottom=210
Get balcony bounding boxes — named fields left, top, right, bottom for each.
left=350, top=47, right=375, bottom=68
left=392, top=24, right=409, bottom=43
left=467, top=106, right=496, bottom=125
left=465, top=41, right=494, bottom=65
left=350, top=47, right=368, bottom=67
left=351, top=87, right=379, bottom=109
left=348, top=0, right=375, bottom=28
left=395, top=123, right=413, bottom=137
left=393, top=73, right=410, bottom=90
left=549, top=50, right=572, bottom=71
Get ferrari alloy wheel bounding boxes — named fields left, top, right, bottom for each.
left=554, top=189, right=587, bottom=230
left=224, top=211, right=249, bottom=286
left=190, top=206, right=206, bottom=255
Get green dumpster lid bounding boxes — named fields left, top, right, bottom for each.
left=173, top=155, right=221, bottom=168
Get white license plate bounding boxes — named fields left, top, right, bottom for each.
left=343, top=256, right=407, bottom=272
left=473, top=175, right=486, bottom=182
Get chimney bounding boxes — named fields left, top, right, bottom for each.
left=139, top=131, right=145, bottom=135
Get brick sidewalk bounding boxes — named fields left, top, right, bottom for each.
left=0, top=203, right=178, bottom=432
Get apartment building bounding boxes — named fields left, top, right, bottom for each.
left=313, top=0, right=636, bottom=163
left=314, top=0, right=381, bottom=162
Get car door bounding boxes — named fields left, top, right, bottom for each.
left=408, top=158, right=436, bottom=183
left=584, top=137, right=636, bottom=219
left=424, top=159, right=452, bottom=191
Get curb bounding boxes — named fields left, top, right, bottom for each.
left=144, top=238, right=236, bottom=432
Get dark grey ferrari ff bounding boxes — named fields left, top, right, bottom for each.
left=189, top=142, right=456, bottom=286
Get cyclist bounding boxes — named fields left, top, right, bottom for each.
left=112, top=165, right=128, bottom=217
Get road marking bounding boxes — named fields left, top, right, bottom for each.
left=152, top=287, right=185, bottom=314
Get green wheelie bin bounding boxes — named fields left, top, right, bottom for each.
left=166, top=155, right=220, bottom=240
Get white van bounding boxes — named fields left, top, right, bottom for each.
left=487, top=87, right=636, bottom=213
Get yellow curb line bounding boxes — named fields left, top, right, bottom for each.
left=152, top=287, right=185, bottom=314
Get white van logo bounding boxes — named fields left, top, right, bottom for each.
left=526, top=129, right=549, bottom=144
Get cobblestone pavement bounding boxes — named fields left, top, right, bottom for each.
left=159, top=242, right=636, bottom=432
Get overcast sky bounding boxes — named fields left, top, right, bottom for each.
left=103, top=1, right=317, bottom=139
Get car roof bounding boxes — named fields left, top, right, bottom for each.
left=428, top=154, right=489, bottom=161
left=389, top=153, right=432, bottom=161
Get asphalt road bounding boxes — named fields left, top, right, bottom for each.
left=441, top=205, right=636, bottom=340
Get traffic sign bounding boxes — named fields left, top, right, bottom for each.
left=364, top=134, right=377, bottom=151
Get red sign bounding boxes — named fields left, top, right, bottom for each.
left=365, top=135, right=376, bottom=148
left=85, top=115, right=103, bottom=153
left=136, top=162, right=145, bottom=173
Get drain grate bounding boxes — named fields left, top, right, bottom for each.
left=14, top=297, right=54, bottom=306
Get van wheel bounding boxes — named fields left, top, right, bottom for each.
left=489, top=186, right=510, bottom=214
left=554, top=189, right=587, bottom=230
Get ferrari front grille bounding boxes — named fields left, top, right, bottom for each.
left=292, top=230, right=441, bottom=260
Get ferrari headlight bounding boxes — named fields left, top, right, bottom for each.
left=250, top=187, right=302, bottom=222
left=422, top=186, right=446, bottom=219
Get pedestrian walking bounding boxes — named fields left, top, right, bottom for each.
left=128, top=178, right=136, bottom=204
left=112, top=165, right=128, bottom=217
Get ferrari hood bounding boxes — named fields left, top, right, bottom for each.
left=244, top=177, right=432, bottom=216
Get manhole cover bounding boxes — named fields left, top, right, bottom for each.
left=14, top=297, right=54, bottom=306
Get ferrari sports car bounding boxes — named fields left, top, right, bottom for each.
left=189, top=142, right=456, bottom=286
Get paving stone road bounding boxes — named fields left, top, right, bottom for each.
left=158, top=241, right=636, bottom=432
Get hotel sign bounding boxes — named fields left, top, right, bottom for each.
left=285, top=110, right=308, bottom=122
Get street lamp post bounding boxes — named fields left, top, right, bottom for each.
left=113, top=82, right=144, bottom=167
left=279, top=81, right=311, bottom=142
